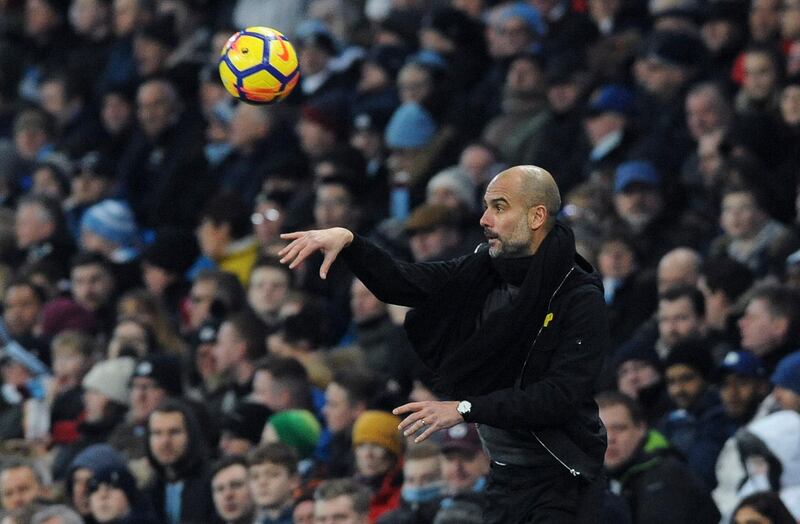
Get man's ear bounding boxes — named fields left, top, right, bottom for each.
left=528, top=205, right=547, bottom=230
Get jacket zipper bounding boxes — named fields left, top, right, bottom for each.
left=518, top=266, right=583, bottom=478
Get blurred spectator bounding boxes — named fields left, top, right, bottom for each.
left=63, top=151, right=117, bottom=239
left=141, top=227, right=198, bottom=323
left=13, top=194, right=75, bottom=279
left=718, top=350, right=771, bottom=427
left=196, top=192, right=259, bottom=287
left=597, top=391, right=721, bottom=523
left=145, top=399, right=214, bottom=524
left=246, top=443, right=299, bottom=524
left=87, top=462, right=158, bottom=524
left=0, top=459, right=47, bottom=513
left=31, top=503, right=87, bottom=524
left=107, top=354, right=184, bottom=462
left=219, top=104, right=301, bottom=206
left=63, top=444, right=126, bottom=521
left=613, top=344, right=671, bottom=426
left=771, top=351, right=800, bottom=412
left=69, top=252, right=118, bottom=337
left=659, top=340, right=736, bottom=488
left=313, top=478, right=371, bottom=524
left=116, top=78, right=210, bottom=230
left=48, top=330, right=94, bottom=446
left=37, top=70, right=102, bottom=157
left=439, top=423, right=489, bottom=499
left=251, top=191, right=289, bottom=255
left=250, top=355, right=315, bottom=415
left=211, top=310, right=268, bottom=415
left=735, top=45, right=782, bottom=117
left=320, top=369, right=381, bottom=479
left=482, top=52, right=548, bottom=166
left=210, top=455, right=255, bottom=524
left=247, top=257, right=293, bottom=331
left=377, top=441, right=443, bottom=524
left=404, top=204, right=464, bottom=263
left=581, top=84, right=637, bottom=185
left=737, top=283, right=800, bottom=373
left=266, top=306, right=332, bottom=388
left=184, top=269, right=247, bottom=334
left=218, top=401, right=272, bottom=457
left=697, top=257, right=754, bottom=350
left=30, top=152, right=72, bottom=201
left=732, top=491, right=796, bottom=524
left=711, top=185, right=800, bottom=279
left=2, top=278, right=48, bottom=361
left=351, top=410, right=404, bottom=522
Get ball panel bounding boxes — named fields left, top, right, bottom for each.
left=225, top=34, right=266, bottom=72
left=218, top=61, right=241, bottom=98
left=267, top=36, right=299, bottom=77
left=240, top=70, right=283, bottom=103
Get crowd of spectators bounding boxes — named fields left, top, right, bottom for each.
left=0, top=0, right=798, bottom=523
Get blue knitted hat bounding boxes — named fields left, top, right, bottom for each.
left=384, top=103, right=437, bottom=149
left=81, top=199, right=138, bottom=247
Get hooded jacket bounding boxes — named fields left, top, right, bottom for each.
left=341, top=223, right=609, bottom=480
left=608, top=430, right=720, bottom=524
left=144, top=401, right=214, bottom=524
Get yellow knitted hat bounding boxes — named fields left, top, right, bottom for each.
left=352, top=410, right=404, bottom=457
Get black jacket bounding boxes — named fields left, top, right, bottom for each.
left=341, top=231, right=609, bottom=481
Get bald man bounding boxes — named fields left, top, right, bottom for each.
left=279, top=166, right=610, bottom=523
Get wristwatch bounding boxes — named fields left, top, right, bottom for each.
left=457, top=400, right=472, bottom=421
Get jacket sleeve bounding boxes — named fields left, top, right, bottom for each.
left=464, top=286, right=609, bottom=429
left=340, top=234, right=464, bottom=308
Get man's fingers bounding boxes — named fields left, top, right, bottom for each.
left=280, top=231, right=305, bottom=241
left=319, top=249, right=341, bottom=279
left=278, top=240, right=305, bottom=265
left=414, top=425, right=438, bottom=443
left=393, top=402, right=423, bottom=416
left=290, top=244, right=318, bottom=269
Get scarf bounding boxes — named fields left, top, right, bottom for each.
left=404, top=222, right=576, bottom=397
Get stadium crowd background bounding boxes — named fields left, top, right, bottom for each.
left=0, top=0, right=798, bottom=522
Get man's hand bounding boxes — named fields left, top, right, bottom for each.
left=279, top=227, right=354, bottom=279
left=393, top=401, right=463, bottom=443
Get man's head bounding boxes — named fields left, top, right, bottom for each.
left=719, top=350, right=771, bottom=422
left=314, top=177, right=359, bottom=231
left=738, top=284, right=800, bottom=356
left=147, top=400, right=201, bottom=472
left=720, top=185, right=769, bottom=241
left=251, top=355, right=313, bottom=412
left=583, top=84, right=633, bottom=147
left=657, top=247, right=702, bottom=295
left=213, top=310, right=267, bottom=373
left=197, top=193, right=253, bottom=258
left=741, top=45, right=781, bottom=104
left=350, top=278, right=387, bottom=325
left=15, top=195, right=62, bottom=249
left=323, top=369, right=378, bottom=434
left=664, top=339, right=713, bottom=410
left=597, top=392, right=647, bottom=471
left=87, top=464, right=137, bottom=523
left=218, top=402, right=273, bottom=457
left=313, top=478, right=370, bottom=524
left=771, top=351, right=800, bottom=412
left=2, top=279, right=45, bottom=339
left=129, top=355, right=182, bottom=424
left=136, top=78, right=179, bottom=139
left=246, top=443, right=299, bottom=513
left=613, top=160, right=663, bottom=232
left=248, top=258, right=292, bottom=320
left=228, top=104, right=273, bottom=152
left=685, top=82, right=733, bottom=140
left=211, top=456, right=254, bottom=524
left=697, top=257, right=754, bottom=331
left=0, top=460, right=43, bottom=511
left=69, top=252, right=115, bottom=313
left=404, top=204, right=463, bottom=262
left=479, top=165, right=560, bottom=258
left=439, top=423, right=489, bottom=494
left=657, top=285, right=706, bottom=348
left=401, top=442, right=443, bottom=504
left=614, top=344, right=663, bottom=400
left=637, top=31, right=703, bottom=100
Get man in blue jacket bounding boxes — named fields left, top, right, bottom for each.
left=279, top=165, right=610, bottom=523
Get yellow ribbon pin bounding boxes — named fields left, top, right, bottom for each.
left=544, top=312, right=554, bottom=327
